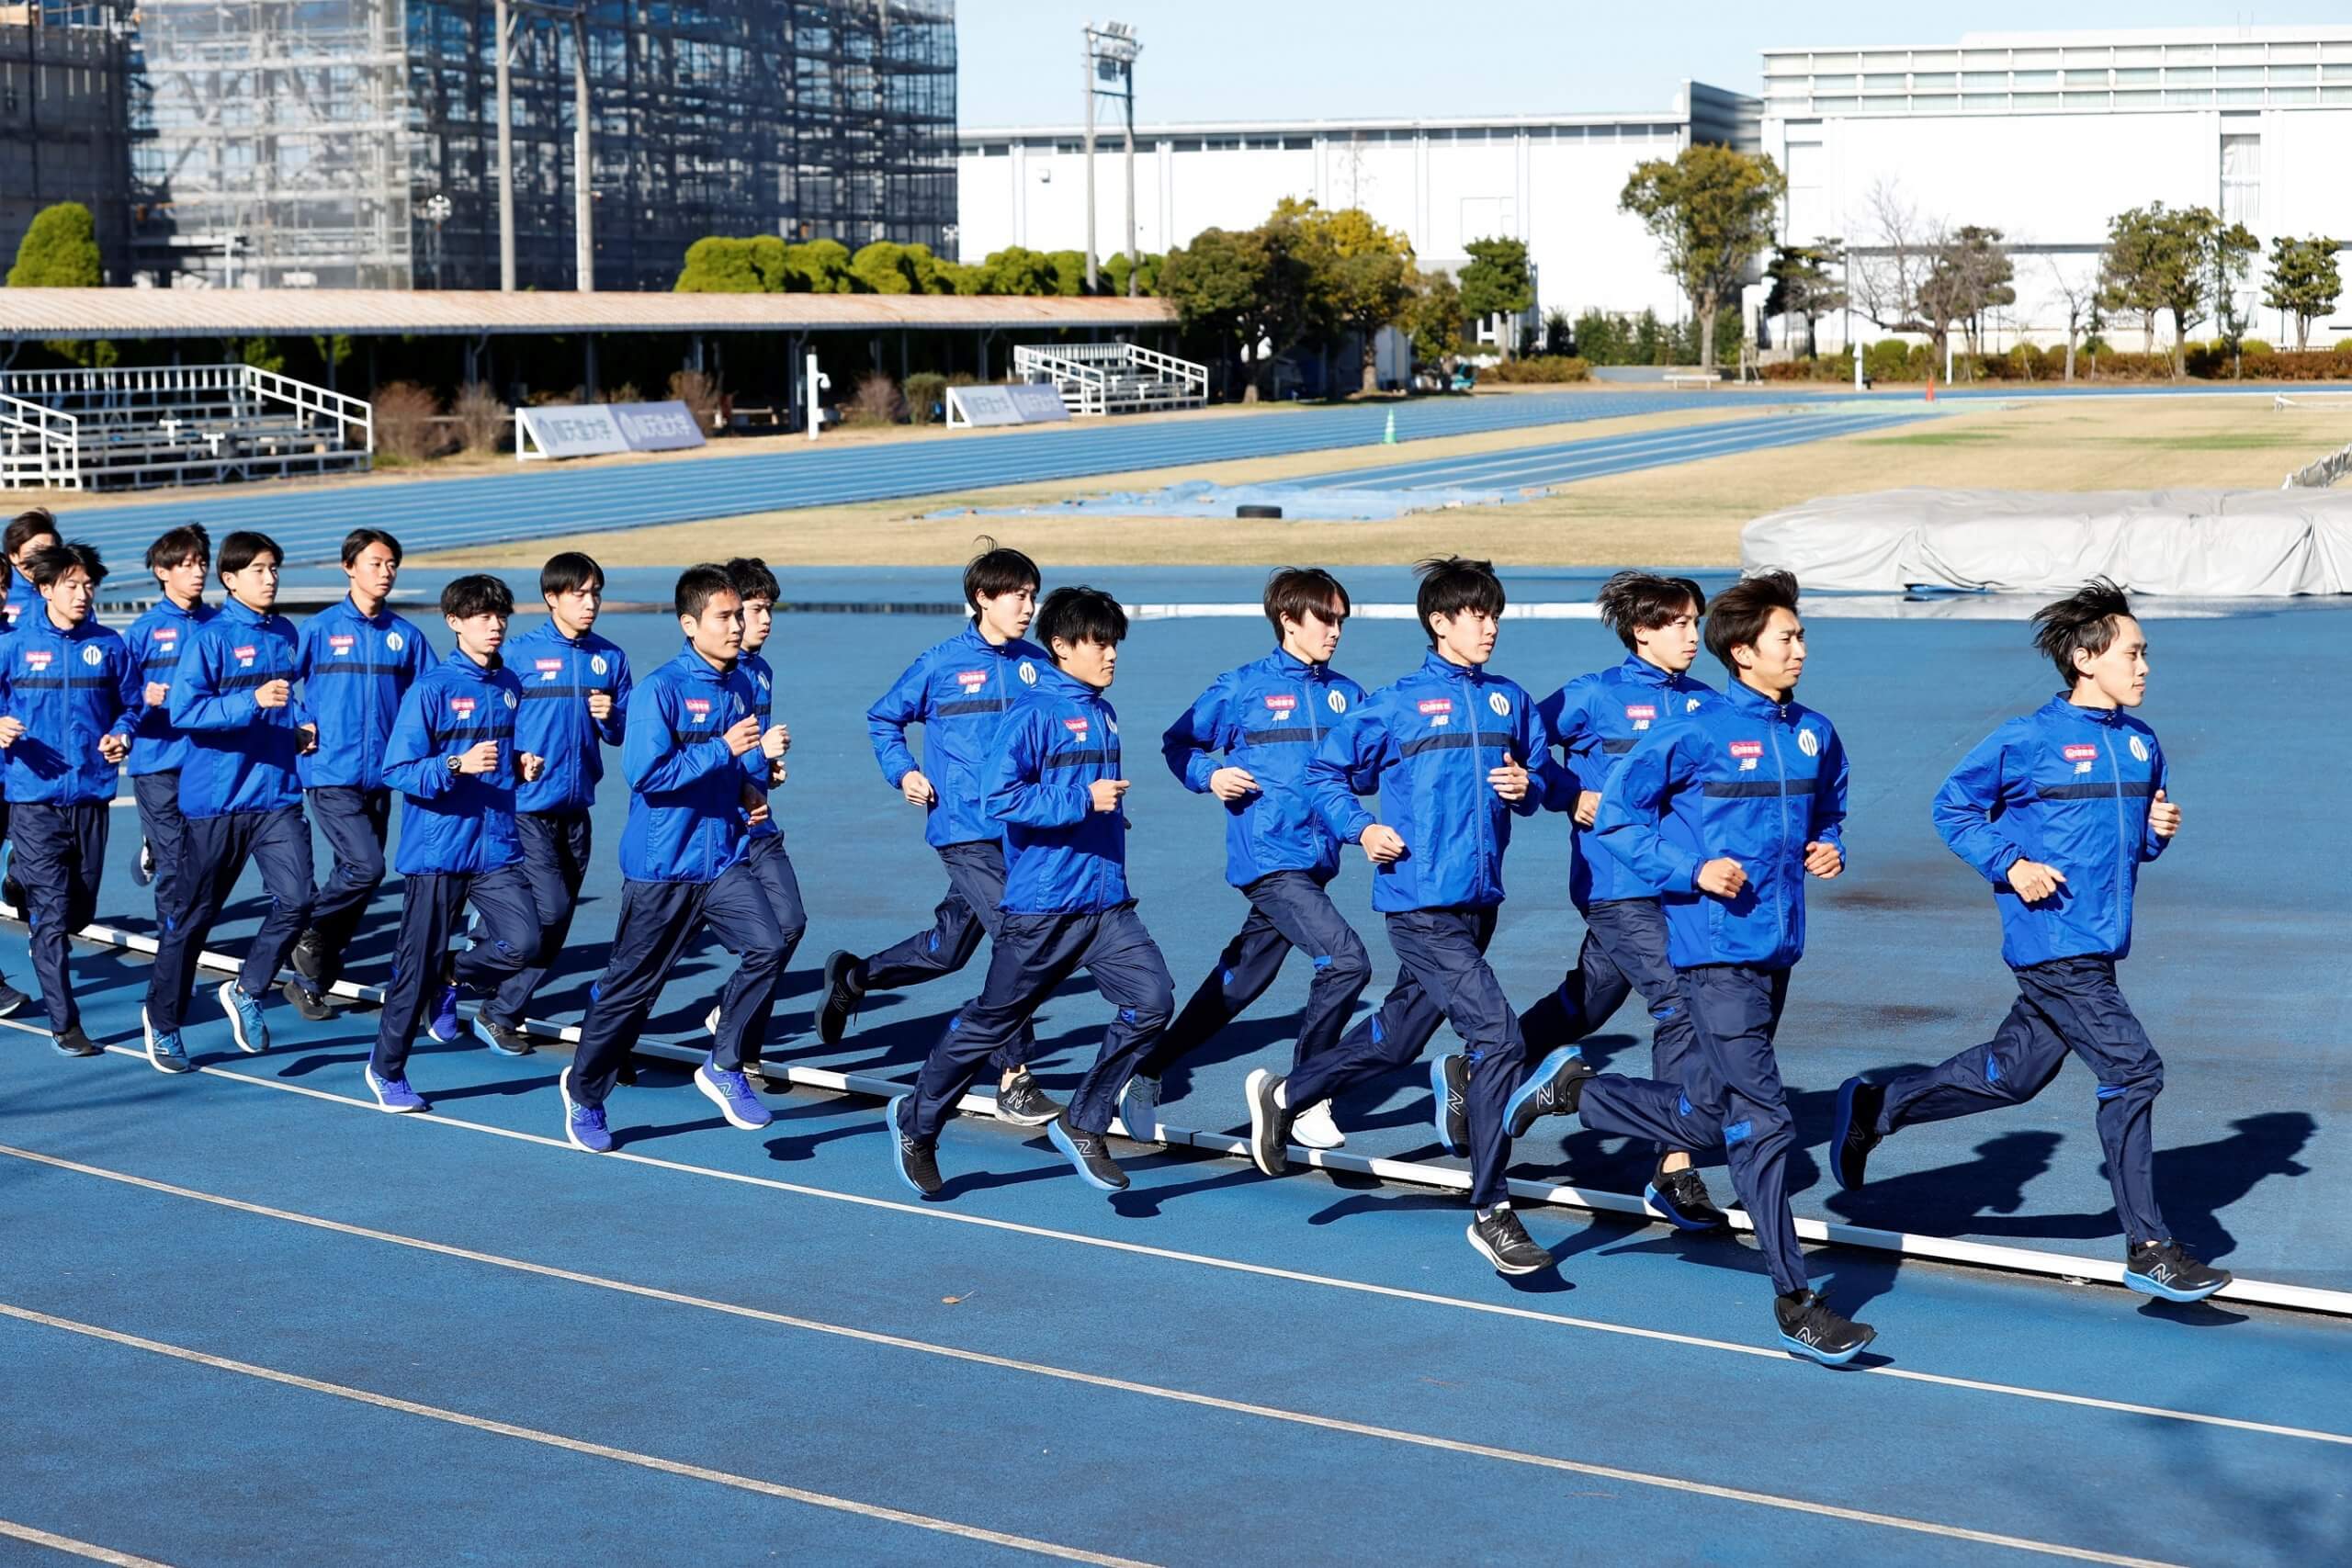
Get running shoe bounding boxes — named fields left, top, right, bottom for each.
left=1466, top=1208, right=1553, bottom=1275
left=695, top=1056, right=775, bottom=1130
left=481, top=1021, right=536, bottom=1058
left=1831, top=1076, right=1886, bottom=1191
left=817, top=949, right=864, bottom=1046
left=705, top=1003, right=721, bottom=1037
left=363, top=1065, right=429, bottom=1113
left=51, top=1026, right=100, bottom=1059
left=0, top=981, right=28, bottom=1020
left=2124, top=1240, right=2232, bottom=1303
left=1292, top=1099, right=1345, bottom=1150
left=1645, top=1164, right=1730, bottom=1231
left=1504, top=1046, right=1593, bottom=1139
left=289, top=929, right=326, bottom=986
left=1117, top=1074, right=1161, bottom=1144
left=1432, top=1053, right=1469, bottom=1156
left=427, top=983, right=470, bottom=1044
left=1775, top=1291, right=1876, bottom=1366
left=1048, top=1112, right=1129, bottom=1192
left=886, top=1095, right=944, bottom=1197
left=142, top=1010, right=191, bottom=1075
left=280, top=978, right=334, bottom=1021
left=559, top=1066, right=613, bottom=1154
left=995, top=1067, right=1062, bottom=1127
left=134, top=840, right=156, bottom=887
left=1244, top=1068, right=1291, bottom=1177
left=217, top=981, right=268, bottom=1055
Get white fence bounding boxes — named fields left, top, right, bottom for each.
left=1011, top=341, right=1208, bottom=416
left=0, top=364, right=373, bottom=491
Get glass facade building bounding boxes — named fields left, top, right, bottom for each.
left=129, top=0, right=957, bottom=291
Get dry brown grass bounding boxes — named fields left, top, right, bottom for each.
left=417, top=391, right=2352, bottom=570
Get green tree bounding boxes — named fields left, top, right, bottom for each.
left=2100, top=203, right=2253, bottom=378
left=1161, top=227, right=1265, bottom=396
left=1289, top=201, right=1417, bottom=392
left=1043, top=249, right=1091, bottom=296
left=673, top=236, right=762, bottom=292
left=7, top=201, right=102, bottom=288
left=786, top=240, right=858, bottom=293
left=1766, top=240, right=1846, bottom=358
left=850, top=241, right=919, bottom=293
left=1456, top=237, right=1532, bottom=359
left=973, top=245, right=1055, bottom=295
left=2261, top=235, right=2344, bottom=351
left=1402, top=267, right=1465, bottom=374
left=1619, top=145, right=1785, bottom=372
left=1101, top=250, right=1163, bottom=298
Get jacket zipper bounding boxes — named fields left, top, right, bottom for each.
left=1767, top=708, right=1792, bottom=949
left=2100, top=726, right=2127, bottom=936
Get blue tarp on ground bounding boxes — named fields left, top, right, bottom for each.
left=930, top=477, right=1525, bottom=523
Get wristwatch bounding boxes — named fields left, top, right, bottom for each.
left=447, top=754, right=463, bottom=777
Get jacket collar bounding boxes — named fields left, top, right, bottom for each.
left=962, top=622, right=1032, bottom=659
left=222, top=597, right=272, bottom=627
left=1419, top=649, right=1485, bottom=682
left=1269, top=645, right=1328, bottom=680
left=340, top=594, right=395, bottom=628
left=17, top=609, right=88, bottom=641
left=1033, top=661, right=1103, bottom=703
left=2045, top=692, right=2121, bottom=727
left=1617, top=652, right=1690, bottom=689
left=1725, top=677, right=1792, bottom=720
left=443, top=649, right=502, bottom=681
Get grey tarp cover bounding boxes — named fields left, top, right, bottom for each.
left=1741, top=488, right=2352, bottom=595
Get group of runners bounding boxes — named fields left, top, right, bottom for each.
left=1, top=507, right=2230, bottom=1365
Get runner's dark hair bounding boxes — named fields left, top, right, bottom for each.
left=964, top=536, right=1041, bottom=616
left=1703, top=570, right=1800, bottom=671
left=1413, top=555, right=1504, bottom=647
left=441, top=574, right=514, bottom=619
left=1036, top=584, right=1127, bottom=651
left=1263, top=567, right=1351, bottom=637
left=1595, top=570, right=1707, bottom=651
left=2032, top=577, right=2135, bottom=686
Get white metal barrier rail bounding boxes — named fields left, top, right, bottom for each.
left=0, top=393, right=83, bottom=491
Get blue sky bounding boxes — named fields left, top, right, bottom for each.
left=956, top=2, right=2313, bottom=126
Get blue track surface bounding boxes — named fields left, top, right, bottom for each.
left=52, top=390, right=1838, bottom=564
left=2, top=577, right=2346, bottom=1563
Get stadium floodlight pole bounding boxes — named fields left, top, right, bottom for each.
left=1124, top=38, right=1139, bottom=296
left=1082, top=22, right=1140, bottom=295
left=1082, top=24, right=1097, bottom=292
left=496, top=0, right=514, bottom=291
left=573, top=4, right=593, bottom=292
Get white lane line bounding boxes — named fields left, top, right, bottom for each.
left=0, top=1520, right=175, bottom=1568
left=9, top=1134, right=2349, bottom=1451
left=0, top=1301, right=1152, bottom=1568
left=0, top=1265, right=2179, bottom=1564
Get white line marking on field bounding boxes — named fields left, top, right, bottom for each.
left=0, top=1264, right=2184, bottom=1563
left=7, top=1134, right=2348, bottom=1451
left=0, top=1520, right=175, bottom=1568
left=0, top=1300, right=1153, bottom=1568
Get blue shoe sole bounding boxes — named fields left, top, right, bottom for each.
left=1830, top=1077, right=1863, bottom=1191
left=885, top=1096, right=934, bottom=1197
left=1780, top=1331, right=1870, bottom=1366
left=2123, top=1269, right=2227, bottom=1303
left=1504, top=1046, right=1582, bottom=1137
left=484, top=1033, right=533, bottom=1058
left=1642, top=1182, right=1723, bottom=1233
left=1430, top=1056, right=1460, bottom=1156
left=1047, top=1118, right=1125, bottom=1191
left=217, top=982, right=266, bottom=1055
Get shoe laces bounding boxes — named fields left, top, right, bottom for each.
left=572, top=1103, right=607, bottom=1131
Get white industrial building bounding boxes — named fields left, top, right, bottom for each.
left=959, top=26, right=2352, bottom=354
left=954, top=83, right=1760, bottom=333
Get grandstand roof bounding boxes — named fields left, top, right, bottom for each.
left=0, top=288, right=1179, bottom=342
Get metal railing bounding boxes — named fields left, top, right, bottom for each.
left=1011, top=342, right=1209, bottom=416
left=0, top=365, right=371, bottom=490
left=0, top=393, right=83, bottom=491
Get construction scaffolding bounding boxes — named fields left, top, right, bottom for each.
left=130, top=0, right=958, bottom=294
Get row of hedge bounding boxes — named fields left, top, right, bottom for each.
left=1763, top=339, right=2352, bottom=384
left=1474, top=355, right=1593, bottom=383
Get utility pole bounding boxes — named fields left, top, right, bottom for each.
left=495, top=0, right=514, bottom=290
left=1081, top=21, right=1139, bottom=294
left=573, top=6, right=594, bottom=291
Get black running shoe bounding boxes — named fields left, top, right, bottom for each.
left=1645, top=1164, right=1730, bottom=1231
left=1505, top=1046, right=1594, bottom=1139
left=1432, top=1053, right=1470, bottom=1156
left=1245, top=1068, right=1292, bottom=1177
left=289, top=929, right=326, bottom=985
left=1775, top=1290, right=1876, bottom=1366
left=0, top=982, right=28, bottom=1019
left=994, top=1067, right=1063, bottom=1127
left=817, top=949, right=864, bottom=1046
left=481, top=1021, right=536, bottom=1058
left=2124, top=1239, right=2233, bottom=1303
left=886, top=1096, right=944, bottom=1198
left=51, top=1026, right=101, bottom=1058
left=1049, top=1112, right=1129, bottom=1192
left=280, top=979, right=334, bottom=1022
left=1, top=877, right=25, bottom=917
left=1465, top=1208, right=1554, bottom=1275
left=1831, top=1076, right=1886, bottom=1192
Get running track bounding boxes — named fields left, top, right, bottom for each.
left=50, top=390, right=1851, bottom=563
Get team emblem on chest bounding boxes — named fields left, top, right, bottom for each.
left=1796, top=728, right=1818, bottom=758
left=83, top=645, right=104, bottom=667
left=2128, top=735, right=2149, bottom=762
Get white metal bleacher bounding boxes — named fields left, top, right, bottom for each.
left=0, top=364, right=373, bottom=491
left=1011, top=341, right=1208, bottom=416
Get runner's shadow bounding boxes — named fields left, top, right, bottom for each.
left=1157, top=1015, right=1301, bottom=1102
left=1109, top=1157, right=1261, bottom=1218
left=2132, top=1111, right=2315, bottom=1265
left=1824, top=1129, right=2064, bottom=1235
left=763, top=1122, right=876, bottom=1163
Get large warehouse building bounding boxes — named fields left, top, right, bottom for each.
left=961, top=25, right=2352, bottom=350
left=125, top=0, right=957, bottom=292
left=955, top=83, right=1759, bottom=329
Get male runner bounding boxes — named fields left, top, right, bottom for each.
left=125, top=525, right=214, bottom=925
left=1830, top=577, right=2230, bottom=1304
left=715, top=557, right=807, bottom=1078
left=1125, top=567, right=1370, bottom=1147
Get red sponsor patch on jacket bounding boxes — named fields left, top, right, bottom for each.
left=232, top=645, right=257, bottom=662
left=450, top=696, right=477, bottom=716
left=328, top=634, right=356, bottom=655
left=23, top=650, right=51, bottom=671
left=1728, top=740, right=1764, bottom=759
left=1063, top=716, right=1091, bottom=738
left=2063, top=744, right=2098, bottom=761
left=1624, top=703, right=1657, bottom=722
left=1263, top=693, right=1296, bottom=712
left=955, top=669, right=987, bottom=690
left=684, top=697, right=712, bottom=719
left=1417, top=698, right=1453, bottom=716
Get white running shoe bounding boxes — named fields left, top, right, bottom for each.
left=1291, top=1099, right=1345, bottom=1150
